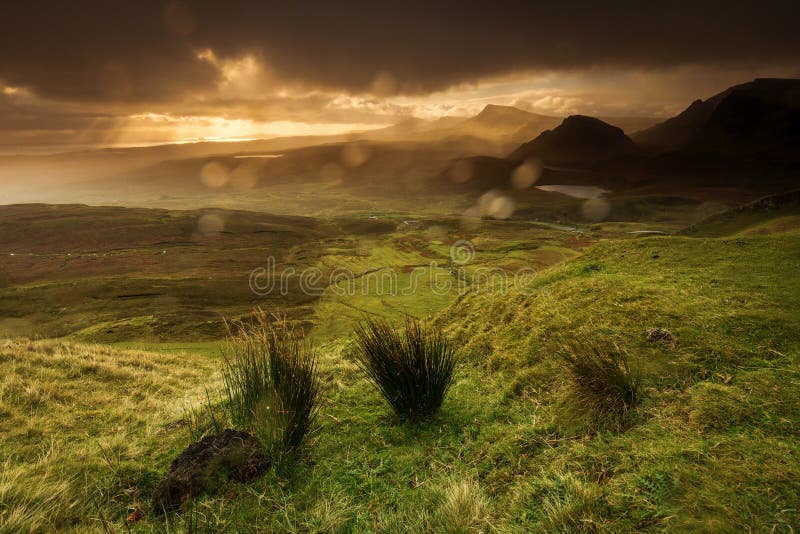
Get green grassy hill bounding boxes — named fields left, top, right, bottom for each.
left=680, top=189, right=800, bottom=237
left=0, top=202, right=597, bottom=341
left=0, top=339, right=218, bottom=532
left=0, top=204, right=341, bottom=340
left=438, top=232, right=800, bottom=530
left=2, top=215, right=798, bottom=531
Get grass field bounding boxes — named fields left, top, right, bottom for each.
left=0, top=205, right=342, bottom=341
left=1, top=194, right=798, bottom=531
left=0, top=199, right=603, bottom=342
left=0, top=339, right=219, bottom=532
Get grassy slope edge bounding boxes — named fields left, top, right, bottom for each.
left=0, top=341, right=218, bottom=532
left=2, top=229, right=799, bottom=532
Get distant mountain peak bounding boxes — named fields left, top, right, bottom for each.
left=509, top=115, right=638, bottom=165
left=442, top=104, right=564, bottom=142
left=633, top=77, right=800, bottom=155
left=481, top=103, right=518, bottom=111
left=472, top=104, right=540, bottom=125
left=478, top=103, right=533, bottom=115
left=560, top=114, right=624, bottom=131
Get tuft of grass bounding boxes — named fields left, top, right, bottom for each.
left=0, top=454, right=73, bottom=533
left=353, top=317, right=457, bottom=421
left=222, top=314, right=321, bottom=460
left=560, top=339, right=640, bottom=428
left=540, top=472, right=607, bottom=533
left=436, top=478, right=492, bottom=533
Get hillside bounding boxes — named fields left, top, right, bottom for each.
left=509, top=115, right=640, bottom=166
left=633, top=78, right=800, bottom=157
left=689, top=79, right=800, bottom=156
left=3, top=218, right=798, bottom=531
left=0, top=339, right=219, bottom=532
left=0, top=204, right=339, bottom=340
left=680, top=189, right=800, bottom=237
left=449, top=80, right=800, bottom=193
left=0, top=133, right=360, bottom=204
left=458, top=105, right=561, bottom=142
left=436, top=229, right=800, bottom=532
left=440, top=115, right=649, bottom=193
left=1, top=200, right=615, bottom=342
left=632, top=98, right=721, bottom=149
left=6, top=5, right=800, bottom=533
left=597, top=116, right=661, bottom=135
left=2, top=87, right=800, bottom=532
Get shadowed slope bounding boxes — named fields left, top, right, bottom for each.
left=509, top=115, right=640, bottom=167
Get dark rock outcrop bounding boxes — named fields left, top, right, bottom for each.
left=509, top=115, right=640, bottom=167
left=152, top=429, right=269, bottom=514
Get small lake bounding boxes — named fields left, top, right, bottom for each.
left=537, top=184, right=609, bottom=199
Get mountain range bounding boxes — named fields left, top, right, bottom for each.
left=2, top=78, right=798, bottom=205
left=367, top=104, right=658, bottom=148
left=634, top=78, right=800, bottom=157
left=445, top=78, right=800, bottom=192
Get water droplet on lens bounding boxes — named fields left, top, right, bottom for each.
left=510, top=160, right=541, bottom=189
left=198, top=213, right=225, bottom=234
left=582, top=198, right=611, bottom=221
left=200, top=162, right=229, bottom=188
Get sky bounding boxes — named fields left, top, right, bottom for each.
left=2, top=1, right=799, bottom=154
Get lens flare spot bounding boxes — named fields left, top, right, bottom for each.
left=200, top=162, right=229, bottom=188
left=460, top=205, right=482, bottom=230
left=197, top=213, right=225, bottom=234
left=582, top=198, right=611, bottom=221
left=426, top=225, right=448, bottom=243
left=489, top=197, right=515, bottom=219
left=510, top=160, right=542, bottom=189
left=478, top=190, right=499, bottom=213
left=341, top=142, right=371, bottom=168
left=479, top=190, right=515, bottom=219
left=230, top=164, right=259, bottom=191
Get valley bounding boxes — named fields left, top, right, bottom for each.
left=1, top=76, right=799, bottom=532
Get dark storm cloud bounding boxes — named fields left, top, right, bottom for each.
left=2, top=0, right=799, bottom=101
left=0, top=2, right=218, bottom=101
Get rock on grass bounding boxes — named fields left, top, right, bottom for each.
left=646, top=327, right=677, bottom=345
left=152, top=429, right=270, bottom=514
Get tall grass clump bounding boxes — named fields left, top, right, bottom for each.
left=435, top=478, right=492, bottom=533
left=353, top=318, right=457, bottom=421
left=222, top=315, right=321, bottom=459
left=560, top=339, right=640, bottom=428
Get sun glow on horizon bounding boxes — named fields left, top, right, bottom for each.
left=95, top=113, right=390, bottom=151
